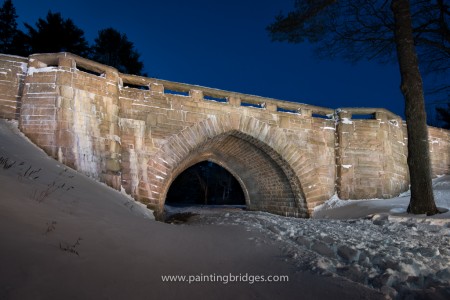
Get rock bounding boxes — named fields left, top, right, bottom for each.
left=336, top=265, right=366, bottom=284
left=294, top=236, right=312, bottom=248
left=321, top=235, right=335, bottom=244
left=372, top=214, right=389, bottom=226
left=311, top=241, right=336, bottom=258
left=372, top=255, right=399, bottom=271
left=435, top=269, right=450, bottom=282
left=337, top=244, right=360, bottom=263
left=381, top=285, right=398, bottom=299
left=417, top=247, right=440, bottom=258
left=371, top=272, right=396, bottom=289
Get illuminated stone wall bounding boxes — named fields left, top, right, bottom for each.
left=1, top=52, right=448, bottom=217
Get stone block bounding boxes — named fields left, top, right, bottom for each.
left=189, top=89, right=203, bottom=101
left=265, top=102, right=277, bottom=112
left=228, top=96, right=241, bottom=106
left=56, top=72, right=73, bottom=86
left=58, top=57, right=76, bottom=69
left=150, top=83, right=164, bottom=93
left=106, top=158, right=121, bottom=172
left=27, top=83, right=57, bottom=94
left=279, top=115, right=290, bottom=129
left=25, top=74, right=56, bottom=84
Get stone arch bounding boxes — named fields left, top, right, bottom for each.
left=146, top=115, right=310, bottom=218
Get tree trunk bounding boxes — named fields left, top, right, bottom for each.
left=391, top=0, right=438, bottom=215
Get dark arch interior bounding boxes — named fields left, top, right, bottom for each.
left=165, top=161, right=246, bottom=206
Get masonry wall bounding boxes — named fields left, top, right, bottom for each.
left=7, top=53, right=338, bottom=216
left=429, top=126, right=450, bottom=177
left=1, top=52, right=449, bottom=217
left=0, top=54, right=27, bottom=119
left=19, top=59, right=59, bottom=157
left=336, top=110, right=409, bottom=199
left=19, top=54, right=122, bottom=190
left=118, top=77, right=336, bottom=215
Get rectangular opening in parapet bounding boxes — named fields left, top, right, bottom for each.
left=76, top=66, right=103, bottom=77
left=241, top=101, right=263, bottom=109
left=164, top=89, right=189, bottom=97
left=123, top=82, right=150, bottom=90
left=204, top=95, right=227, bottom=103
left=277, top=107, right=298, bottom=114
left=312, top=113, right=331, bottom=119
left=351, top=114, right=375, bottom=120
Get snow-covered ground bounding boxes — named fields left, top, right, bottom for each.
left=168, top=177, right=450, bottom=299
left=1, top=118, right=449, bottom=299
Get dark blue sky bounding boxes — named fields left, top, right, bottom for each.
left=13, top=0, right=411, bottom=117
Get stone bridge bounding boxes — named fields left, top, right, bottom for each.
left=1, top=52, right=449, bottom=218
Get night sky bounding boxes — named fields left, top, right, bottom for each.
left=13, top=0, right=413, bottom=118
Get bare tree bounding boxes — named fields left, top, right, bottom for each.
left=267, top=0, right=448, bottom=215
left=391, top=0, right=437, bottom=214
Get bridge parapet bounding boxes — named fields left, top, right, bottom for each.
left=120, top=73, right=334, bottom=118
left=336, top=107, right=403, bottom=122
left=23, top=52, right=336, bottom=120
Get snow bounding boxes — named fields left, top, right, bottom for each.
left=174, top=176, right=450, bottom=298
left=106, top=134, right=121, bottom=145
left=341, top=118, right=353, bottom=124
left=19, top=62, right=28, bottom=74
left=389, top=120, right=399, bottom=127
left=27, top=66, right=59, bottom=75
left=342, top=164, right=352, bottom=169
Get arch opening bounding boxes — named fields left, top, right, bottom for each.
left=156, top=130, right=309, bottom=219
left=165, top=161, right=246, bottom=206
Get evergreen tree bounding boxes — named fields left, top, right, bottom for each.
left=0, top=0, right=20, bottom=54
left=24, top=11, right=90, bottom=56
left=91, top=27, right=145, bottom=75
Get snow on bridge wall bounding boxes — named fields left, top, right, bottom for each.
left=0, top=53, right=449, bottom=217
